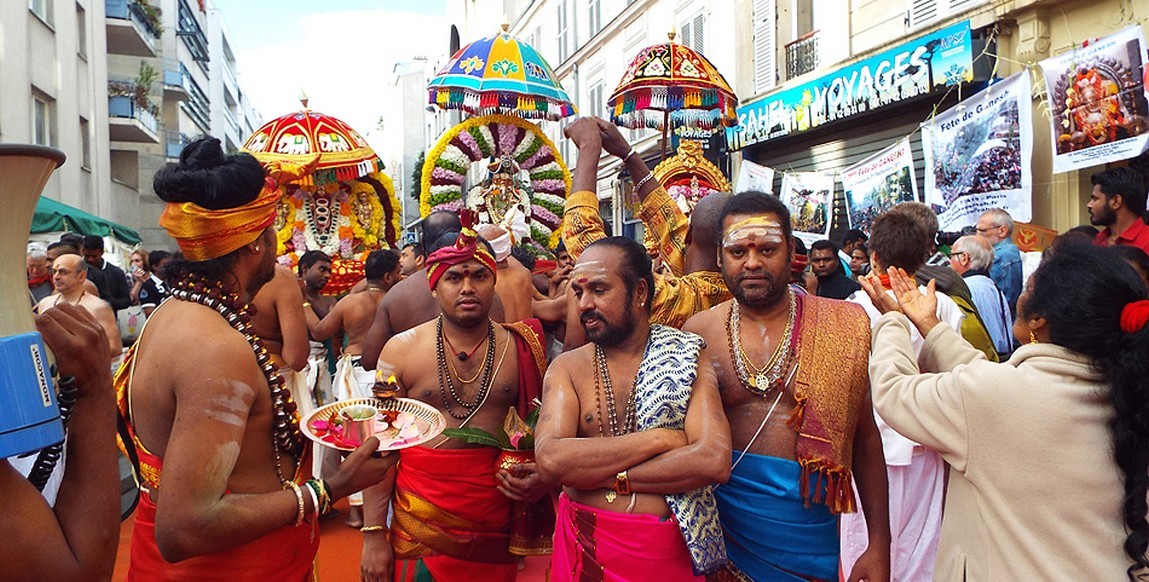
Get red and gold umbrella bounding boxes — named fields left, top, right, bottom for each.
left=242, top=98, right=383, bottom=185
left=608, top=32, right=737, bottom=134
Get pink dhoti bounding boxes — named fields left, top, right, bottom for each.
left=551, top=493, right=702, bottom=582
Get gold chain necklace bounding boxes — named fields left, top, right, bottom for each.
left=727, top=289, right=796, bottom=395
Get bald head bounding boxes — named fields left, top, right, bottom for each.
left=689, top=192, right=732, bottom=252
left=422, top=211, right=462, bottom=248
left=51, top=254, right=88, bottom=294
left=476, top=223, right=507, bottom=241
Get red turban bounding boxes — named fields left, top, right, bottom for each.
left=426, top=209, right=498, bottom=290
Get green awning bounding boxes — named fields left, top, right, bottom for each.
left=33, top=197, right=142, bottom=245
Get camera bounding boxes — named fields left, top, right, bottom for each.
left=936, top=226, right=976, bottom=247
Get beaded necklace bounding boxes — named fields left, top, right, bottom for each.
left=435, top=316, right=496, bottom=420
left=727, top=289, right=796, bottom=396
left=169, top=276, right=305, bottom=485
left=592, top=344, right=637, bottom=437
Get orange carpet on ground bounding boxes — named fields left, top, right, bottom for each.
left=112, top=498, right=550, bottom=581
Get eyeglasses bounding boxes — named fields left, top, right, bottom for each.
left=950, top=252, right=969, bottom=261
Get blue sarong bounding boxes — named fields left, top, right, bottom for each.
left=716, top=451, right=839, bottom=581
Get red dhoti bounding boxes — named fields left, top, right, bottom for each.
left=390, top=446, right=517, bottom=582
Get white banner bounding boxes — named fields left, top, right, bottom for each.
left=1039, top=25, right=1149, bottom=173
left=735, top=159, right=776, bottom=194
left=780, top=171, right=835, bottom=245
left=922, top=72, right=1033, bottom=230
left=840, top=138, right=918, bottom=234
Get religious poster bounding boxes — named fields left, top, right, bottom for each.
left=734, top=159, right=775, bottom=194
left=1039, top=25, right=1149, bottom=173
left=921, top=72, right=1033, bottom=230
left=779, top=171, right=834, bottom=245
left=840, top=138, right=918, bottom=234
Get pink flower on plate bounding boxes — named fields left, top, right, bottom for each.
left=509, top=431, right=525, bottom=449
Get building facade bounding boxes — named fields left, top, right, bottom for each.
left=1, top=0, right=116, bottom=224
left=0, top=0, right=261, bottom=251
left=728, top=0, right=1148, bottom=237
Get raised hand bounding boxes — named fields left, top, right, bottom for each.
left=593, top=117, right=633, bottom=158
left=858, top=272, right=900, bottom=315
left=888, top=268, right=942, bottom=336
left=563, top=117, right=603, bottom=151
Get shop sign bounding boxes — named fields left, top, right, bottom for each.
left=726, top=20, right=974, bottom=151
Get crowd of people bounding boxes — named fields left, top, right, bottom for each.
left=10, top=121, right=1149, bottom=581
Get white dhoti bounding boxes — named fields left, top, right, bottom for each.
left=282, top=354, right=339, bottom=482
left=332, top=353, right=375, bottom=402
left=839, top=442, right=944, bottom=582
left=332, top=352, right=375, bottom=506
left=306, top=341, right=334, bottom=408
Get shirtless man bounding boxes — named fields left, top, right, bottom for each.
left=361, top=211, right=506, bottom=370
left=117, top=137, right=393, bottom=578
left=307, top=248, right=401, bottom=527
left=682, top=192, right=890, bottom=581
left=476, top=223, right=568, bottom=325
left=535, top=236, right=731, bottom=580
left=37, top=254, right=120, bottom=357
left=360, top=217, right=550, bottom=581
left=298, top=250, right=336, bottom=408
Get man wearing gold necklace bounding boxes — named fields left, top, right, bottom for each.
left=36, top=253, right=121, bottom=357
left=535, top=236, right=732, bottom=580
left=682, top=192, right=890, bottom=582
left=360, top=213, right=551, bottom=582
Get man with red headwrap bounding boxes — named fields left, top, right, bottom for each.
left=360, top=212, right=554, bottom=582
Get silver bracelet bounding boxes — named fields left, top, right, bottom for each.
left=622, top=149, right=637, bottom=164
left=633, top=172, right=656, bottom=192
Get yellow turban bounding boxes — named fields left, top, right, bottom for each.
left=160, top=156, right=318, bottom=261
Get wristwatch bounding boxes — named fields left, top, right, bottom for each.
left=614, top=470, right=631, bottom=495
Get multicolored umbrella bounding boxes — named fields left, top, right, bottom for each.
left=427, top=24, right=575, bottom=121
left=609, top=32, right=738, bottom=133
left=241, top=98, right=383, bottom=185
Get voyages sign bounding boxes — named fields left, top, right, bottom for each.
left=726, top=21, right=974, bottom=151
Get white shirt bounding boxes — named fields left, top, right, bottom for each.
left=849, top=287, right=964, bottom=465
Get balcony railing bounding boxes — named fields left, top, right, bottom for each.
left=165, top=131, right=190, bottom=159
left=177, top=0, right=210, bottom=69
left=785, top=30, right=820, bottom=79
left=108, top=94, right=159, bottom=142
left=224, top=108, right=241, bottom=140
left=106, top=0, right=162, bottom=39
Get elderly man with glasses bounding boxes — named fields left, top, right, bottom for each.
left=949, top=235, right=1015, bottom=359
left=975, top=208, right=1023, bottom=315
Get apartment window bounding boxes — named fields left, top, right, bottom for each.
left=588, top=0, right=602, bottom=38
left=753, top=0, right=776, bottom=93
left=30, top=0, right=53, bottom=25
left=79, top=117, right=91, bottom=169
left=908, top=0, right=987, bottom=29
left=76, top=4, right=87, bottom=58
left=588, top=81, right=604, bottom=118
left=556, top=0, right=570, bottom=63
left=679, top=11, right=705, bottom=54
left=32, top=93, right=56, bottom=147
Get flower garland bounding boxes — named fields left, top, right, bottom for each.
left=347, top=181, right=385, bottom=250
left=420, top=114, right=571, bottom=250
left=275, top=190, right=300, bottom=256
left=291, top=185, right=352, bottom=258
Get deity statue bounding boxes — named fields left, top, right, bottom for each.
left=468, top=155, right=532, bottom=244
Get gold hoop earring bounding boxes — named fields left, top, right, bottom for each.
left=1029, top=330, right=1038, bottom=344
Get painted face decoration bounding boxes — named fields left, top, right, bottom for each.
left=722, top=216, right=786, bottom=250
left=570, top=260, right=610, bottom=285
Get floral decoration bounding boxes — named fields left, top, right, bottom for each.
left=420, top=114, right=571, bottom=250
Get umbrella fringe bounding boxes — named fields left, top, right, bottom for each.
left=426, top=87, right=576, bottom=122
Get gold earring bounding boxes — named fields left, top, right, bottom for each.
left=1029, top=330, right=1038, bottom=344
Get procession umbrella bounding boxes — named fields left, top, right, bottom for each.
left=241, top=97, right=402, bottom=292
left=241, top=96, right=384, bottom=186
left=427, top=24, right=576, bottom=121
left=608, top=32, right=738, bottom=159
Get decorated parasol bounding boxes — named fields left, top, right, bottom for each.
left=242, top=99, right=402, bottom=294
left=609, top=32, right=738, bottom=156
left=242, top=97, right=384, bottom=185
left=427, top=24, right=575, bottom=121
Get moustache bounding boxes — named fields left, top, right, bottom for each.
left=579, top=310, right=605, bottom=324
